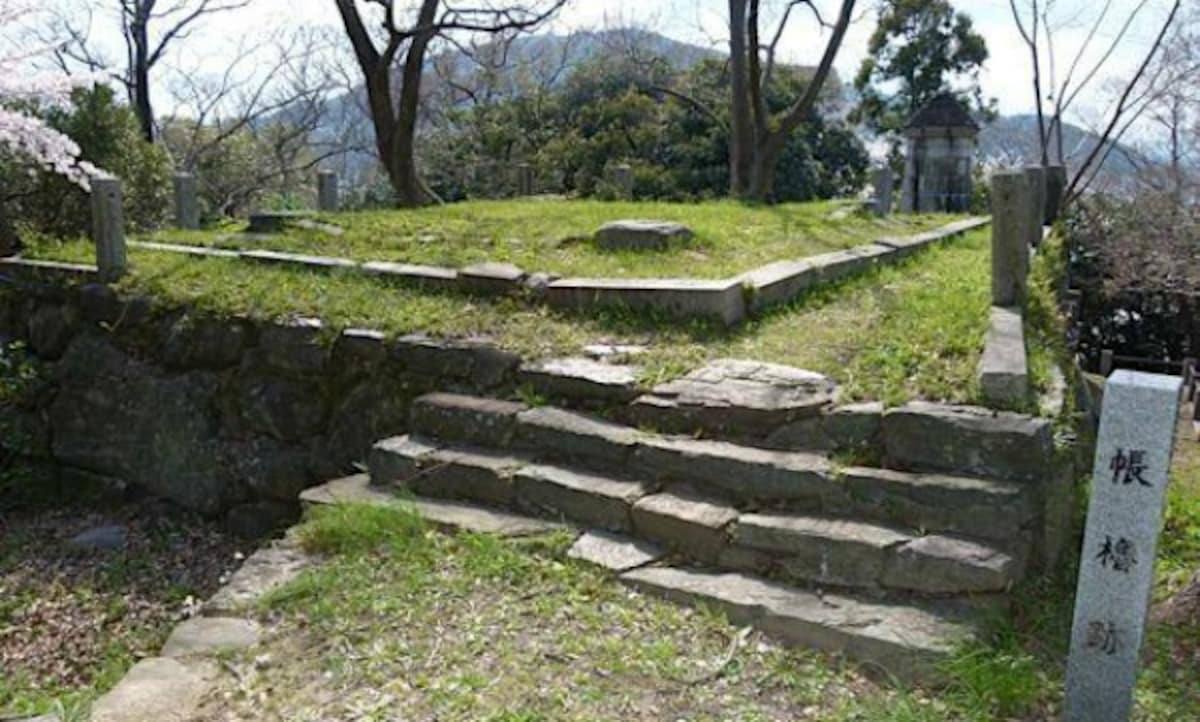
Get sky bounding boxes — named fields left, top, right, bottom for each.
left=45, top=0, right=1187, bottom=126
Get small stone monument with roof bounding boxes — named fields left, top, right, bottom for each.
left=900, top=93, right=979, bottom=213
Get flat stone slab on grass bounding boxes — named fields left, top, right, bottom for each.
left=595, top=220, right=694, bottom=250
left=247, top=210, right=315, bottom=233
left=979, top=306, right=1030, bottom=406
left=632, top=359, right=838, bottom=438
left=517, top=357, right=643, bottom=403
left=360, top=260, right=458, bottom=290
left=203, top=540, right=311, bottom=616
left=161, top=617, right=260, bottom=658
left=300, top=474, right=562, bottom=537
left=458, top=262, right=527, bottom=295
left=567, top=529, right=665, bottom=572
left=619, top=566, right=976, bottom=683
left=545, top=277, right=746, bottom=326
left=89, top=657, right=217, bottom=722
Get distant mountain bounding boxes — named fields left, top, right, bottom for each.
left=978, top=114, right=1139, bottom=178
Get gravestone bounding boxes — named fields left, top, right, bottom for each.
left=595, top=220, right=694, bottom=251
left=872, top=167, right=893, bottom=216
left=1023, top=165, right=1047, bottom=247
left=90, top=176, right=127, bottom=282
left=1064, top=370, right=1182, bottom=722
left=1045, top=164, right=1068, bottom=225
left=990, top=171, right=1032, bottom=307
left=173, top=173, right=199, bottom=229
left=318, top=171, right=340, bottom=212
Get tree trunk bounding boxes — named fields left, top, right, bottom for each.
left=131, top=16, right=154, bottom=143
left=727, top=0, right=753, bottom=197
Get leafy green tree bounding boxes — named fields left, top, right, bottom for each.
left=853, top=0, right=993, bottom=138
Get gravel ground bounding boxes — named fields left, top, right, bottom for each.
left=0, top=494, right=248, bottom=706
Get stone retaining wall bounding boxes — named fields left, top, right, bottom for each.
left=1, top=275, right=1078, bottom=566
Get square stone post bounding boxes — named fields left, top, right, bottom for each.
left=1045, top=164, right=1068, bottom=225
left=900, top=138, right=918, bottom=213
left=91, top=176, right=126, bottom=282
left=317, top=171, right=340, bottom=212
left=612, top=164, right=634, bottom=200
left=990, top=170, right=1032, bottom=307
left=1064, top=370, right=1182, bottom=722
left=872, top=167, right=894, bottom=216
left=515, top=163, right=534, bottom=196
left=173, top=172, right=199, bottom=229
left=1023, top=165, right=1047, bottom=246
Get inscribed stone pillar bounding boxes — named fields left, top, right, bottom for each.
left=317, top=171, right=339, bottom=212
left=1045, top=164, right=1068, bottom=225
left=990, top=171, right=1032, bottom=307
left=1064, top=370, right=1182, bottom=722
left=1023, top=165, right=1047, bottom=246
left=872, top=167, right=894, bottom=216
left=91, top=176, right=126, bottom=282
left=900, top=138, right=918, bottom=213
left=173, top=173, right=199, bottom=229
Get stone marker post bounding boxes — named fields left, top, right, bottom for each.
left=173, top=172, right=199, bottom=229
left=515, top=163, right=534, bottom=196
left=317, top=171, right=340, bottom=212
left=1045, top=164, right=1068, bottom=225
left=91, top=176, right=127, bottom=282
left=990, top=170, right=1032, bottom=307
left=1023, top=165, right=1047, bottom=247
left=872, top=167, right=894, bottom=216
left=1064, top=370, right=1182, bottom=722
left=612, top=164, right=634, bottom=200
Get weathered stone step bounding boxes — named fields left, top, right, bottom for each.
left=729, top=513, right=1020, bottom=594
left=403, top=393, right=1034, bottom=540
left=620, top=565, right=977, bottom=683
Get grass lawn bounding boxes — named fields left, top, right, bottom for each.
left=189, top=495, right=1198, bottom=722
left=23, top=227, right=1049, bottom=408
left=147, top=199, right=959, bottom=279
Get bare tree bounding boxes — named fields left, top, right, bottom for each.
left=727, top=0, right=857, bottom=202
left=1008, top=0, right=1183, bottom=204
left=159, top=27, right=368, bottom=216
left=50, top=1, right=254, bottom=142
left=333, top=0, right=569, bottom=207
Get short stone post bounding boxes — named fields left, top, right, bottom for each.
left=1100, top=349, right=1115, bottom=377
left=1063, top=370, right=1182, bottom=722
left=515, top=163, right=534, bottom=196
left=90, top=176, right=127, bottom=283
left=317, top=171, right=340, bottom=212
left=173, top=172, right=199, bottom=229
left=1045, top=164, right=1068, bottom=225
left=872, top=167, right=894, bottom=216
left=990, top=170, right=1032, bottom=307
left=612, top=164, right=634, bottom=200
left=1023, top=165, right=1047, bottom=247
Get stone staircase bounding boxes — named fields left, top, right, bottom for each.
left=342, top=389, right=1049, bottom=681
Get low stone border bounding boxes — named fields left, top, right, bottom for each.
left=979, top=305, right=1030, bottom=407
left=111, top=217, right=989, bottom=326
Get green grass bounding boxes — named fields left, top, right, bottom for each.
left=24, top=227, right=1040, bottom=407
left=146, top=199, right=958, bottom=279
left=202, top=500, right=1198, bottom=721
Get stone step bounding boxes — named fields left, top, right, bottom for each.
left=402, top=393, right=1035, bottom=536
left=619, top=565, right=977, bottom=683
left=729, top=513, right=1020, bottom=594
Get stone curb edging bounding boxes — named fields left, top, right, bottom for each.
left=979, top=305, right=1030, bottom=407
left=106, top=217, right=990, bottom=327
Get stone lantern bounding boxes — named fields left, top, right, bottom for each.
left=900, top=93, right=979, bottom=213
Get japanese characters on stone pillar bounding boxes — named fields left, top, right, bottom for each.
left=318, top=171, right=340, bottom=212
left=91, top=176, right=127, bottom=282
left=1064, top=370, right=1182, bottom=722
left=173, top=172, right=199, bottom=229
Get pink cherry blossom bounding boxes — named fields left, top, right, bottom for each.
left=1, top=1, right=100, bottom=190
